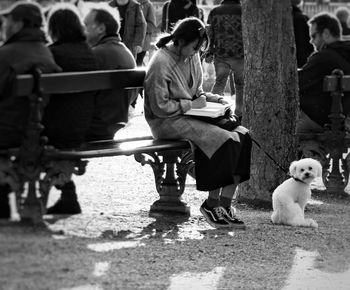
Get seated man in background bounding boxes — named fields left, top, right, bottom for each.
left=298, top=12, right=350, bottom=133
left=0, top=1, right=61, bottom=218
left=84, top=2, right=136, bottom=141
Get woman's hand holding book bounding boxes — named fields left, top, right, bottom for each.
left=192, top=95, right=207, bottom=108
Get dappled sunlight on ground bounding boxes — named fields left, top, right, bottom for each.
left=93, top=262, right=110, bottom=277
left=283, top=248, right=350, bottom=290
left=168, top=267, right=225, bottom=290
left=87, top=241, right=145, bottom=252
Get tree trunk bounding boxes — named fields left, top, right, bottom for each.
left=239, top=0, right=299, bottom=208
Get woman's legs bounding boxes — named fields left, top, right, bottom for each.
left=220, top=176, right=240, bottom=205
left=219, top=176, right=246, bottom=229
left=207, top=188, right=220, bottom=207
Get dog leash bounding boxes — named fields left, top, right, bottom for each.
left=251, top=137, right=289, bottom=174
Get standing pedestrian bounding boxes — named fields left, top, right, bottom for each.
left=161, top=0, right=200, bottom=33
left=109, top=0, right=146, bottom=58
left=205, top=0, right=244, bottom=119
left=136, top=0, right=157, bottom=66
left=292, top=0, right=314, bottom=68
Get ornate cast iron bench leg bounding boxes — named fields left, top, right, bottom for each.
left=299, top=137, right=349, bottom=196
left=134, top=149, right=194, bottom=215
left=326, top=142, right=348, bottom=196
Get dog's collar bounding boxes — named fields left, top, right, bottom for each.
left=293, top=177, right=306, bottom=184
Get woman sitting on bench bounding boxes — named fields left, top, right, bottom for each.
left=44, top=3, right=98, bottom=215
left=143, top=17, right=252, bottom=229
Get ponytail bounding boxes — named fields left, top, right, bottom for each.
left=156, top=34, right=172, bottom=48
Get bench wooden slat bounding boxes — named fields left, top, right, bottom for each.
left=44, top=139, right=191, bottom=160
left=14, top=69, right=146, bottom=96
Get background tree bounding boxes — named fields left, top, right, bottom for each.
left=239, top=0, right=299, bottom=207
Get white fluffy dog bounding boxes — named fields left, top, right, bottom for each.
left=271, top=158, right=322, bottom=228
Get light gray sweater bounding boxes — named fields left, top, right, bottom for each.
left=144, top=48, right=248, bottom=158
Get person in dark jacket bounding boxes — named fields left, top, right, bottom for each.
left=0, top=1, right=61, bottom=218
left=297, top=12, right=350, bottom=133
left=205, top=0, right=244, bottom=119
left=161, top=0, right=200, bottom=33
left=136, top=0, right=157, bottom=66
left=292, top=0, right=314, bottom=68
left=0, top=17, right=4, bottom=45
left=109, top=0, right=146, bottom=58
left=84, top=2, right=136, bottom=140
left=44, top=3, right=98, bottom=215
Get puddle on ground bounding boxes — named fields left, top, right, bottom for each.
left=167, top=267, right=225, bottom=290
left=87, top=241, right=145, bottom=252
left=283, top=248, right=350, bottom=290
left=93, top=261, right=110, bottom=277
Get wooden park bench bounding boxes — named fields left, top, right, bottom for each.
left=0, top=68, right=194, bottom=224
left=297, top=69, right=350, bottom=197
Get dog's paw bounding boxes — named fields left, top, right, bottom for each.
left=10, top=213, right=21, bottom=222
left=307, top=218, right=318, bottom=228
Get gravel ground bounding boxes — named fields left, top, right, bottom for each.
left=0, top=102, right=350, bottom=290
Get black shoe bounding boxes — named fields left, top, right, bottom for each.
left=200, top=200, right=230, bottom=228
left=222, top=206, right=246, bottom=229
left=46, top=199, right=81, bottom=215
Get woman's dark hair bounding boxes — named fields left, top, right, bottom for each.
left=156, top=17, right=209, bottom=52
left=48, top=3, right=86, bottom=42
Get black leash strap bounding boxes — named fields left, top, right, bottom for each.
left=251, top=137, right=289, bottom=174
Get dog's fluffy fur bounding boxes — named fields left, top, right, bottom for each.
left=271, top=158, right=322, bottom=228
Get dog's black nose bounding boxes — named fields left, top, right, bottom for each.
left=305, top=172, right=310, bottom=177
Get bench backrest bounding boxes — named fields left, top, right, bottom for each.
left=13, top=68, right=146, bottom=96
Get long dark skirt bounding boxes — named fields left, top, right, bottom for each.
left=194, top=132, right=252, bottom=191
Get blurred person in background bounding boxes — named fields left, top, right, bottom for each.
left=205, top=0, right=244, bottom=119
left=161, top=0, right=200, bottom=33
left=44, top=3, right=98, bottom=215
left=136, top=0, right=157, bottom=66
left=298, top=13, right=350, bottom=133
left=109, top=0, right=146, bottom=58
left=0, top=1, right=61, bottom=218
left=335, top=6, right=350, bottom=36
left=84, top=2, right=136, bottom=141
left=292, top=0, right=314, bottom=68
left=0, top=17, right=4, bottom=45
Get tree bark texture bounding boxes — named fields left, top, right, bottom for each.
left=239, top=0, right=299, bottom=207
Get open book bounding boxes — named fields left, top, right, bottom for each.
left=184, top=101, right=234, bottom=118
